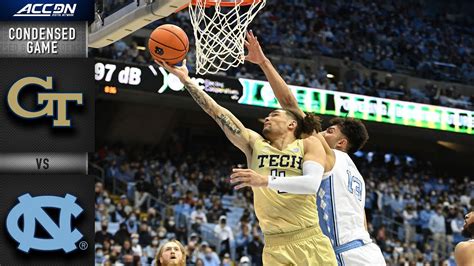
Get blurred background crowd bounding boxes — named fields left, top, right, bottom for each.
left=91, top=0, right=474, bottom=110
left=91, top=136, right=473, bottom=265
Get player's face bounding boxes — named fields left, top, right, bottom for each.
left=462, top=211, right=474, bottom=238
left=262, top=110, right=295, bottom=138
left=321, top=125, right=346, bottom=150
left=160, top=242, right=184, bottom=266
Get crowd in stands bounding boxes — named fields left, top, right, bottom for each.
left=92, top=138, right=473, bottom=266
left=91, top=0, right=474, bottom=110
left=98, top=0, right=474, bottom=85
left=255, top=0, right=474, bottom=85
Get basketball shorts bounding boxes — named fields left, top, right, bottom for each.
left=263, top=225, right=337, bottom=266
left=338, top=242, right=386, bottom=266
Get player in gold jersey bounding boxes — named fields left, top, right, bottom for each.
left=157, top=59, right=337, bottom=266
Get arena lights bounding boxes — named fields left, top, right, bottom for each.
left=238, top=79, right=473, bottom=135
left=103, top=86, right=117, bottom=94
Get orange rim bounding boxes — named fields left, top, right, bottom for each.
left=190, top=0, right=261, bottom=7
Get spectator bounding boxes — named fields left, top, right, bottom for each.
left=95, top=182, right=107, bottom=204
left=147, top=207, right=162, bottom=229
left=198, top=174, right=216, bottom=195
left=403, top=205, right=418, bottom=244
left=222, top=253, right=232, bottom=266
left=138, top=223, right=153, bottom=248
left=157, top=226, right=168, bottom=246
left=126, top=213, right=139, bottom=234
left=419, top=203, right=434, bottom=244
left=120, top=239, right=134, bottom=261
left=247, top=233, right=263, bottom=266
left=135, top=178, right=151, bottom=211
left=185, top=233, right=200, bottom=264
left=114, top=222, right=131, bottom=246
left=191, top=204, right=207, bottom=233
left=195, top=258, right=205, bottom=266
left=95, top=220, right=113, bottom=245
left=192, top=241, right=209, bottom=264
left=131, top=233, right=143, bottom=257
left=198, top=246, right=220, bottom=266
left=445, top=207, right=457, bottom=255
left=451, top=211, right=465, bottom=245
left=95, top=244, right=106, bottom=265
left=207, top=198, right=227, bottom=223
left=235, top=223, right=251, bottom=258
left=239, top=256, right=251, bottom=266
left=213, top=215, right=234, bottom=256
left=144, top=236, right=160, bottom=265
left=429, top=206, right=447, bottom=260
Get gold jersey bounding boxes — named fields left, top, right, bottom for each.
left=250, top=138, right=320, bottom=235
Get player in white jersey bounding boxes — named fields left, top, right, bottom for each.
left=244, top=31, right=386, bottom=265
left=315, top=119, right=385, bottom=265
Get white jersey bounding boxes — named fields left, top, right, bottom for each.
left=317, top=150, right=386, bottom=265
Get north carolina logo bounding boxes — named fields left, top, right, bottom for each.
left=6, top=193, right=84, bottom=253
left=7, top=76, right=83, bottom=127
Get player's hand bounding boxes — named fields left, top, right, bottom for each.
left=155, top=59, right=189, bottom=82
left=230, top=168, right=268, bottom=190
left=244, top=30, right=268, bottom=65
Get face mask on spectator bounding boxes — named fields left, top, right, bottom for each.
left=152, top=240, right=159, bottom=246
left=130, top=215, right=136, bottom=222
left=96, top=251, right=103, bottom=257
left=104, top=198, right=111, bottom=205
left=132, top=239, right=139, bottom=245
left=159, top=231, right=166, bottom=238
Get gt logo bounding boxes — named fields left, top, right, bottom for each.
left=7, top=77, right=83, bottom=127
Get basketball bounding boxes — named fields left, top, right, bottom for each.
left=148, top=24, right=189, bottom=65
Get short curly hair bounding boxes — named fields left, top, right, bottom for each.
left=329, top=117, right=369, bottom=153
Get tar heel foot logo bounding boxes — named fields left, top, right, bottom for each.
left=7, top=77, right=83, bottom=127
left=6, top=193, right=85, bottom=253
left=14, top=3, right=77, bottom=17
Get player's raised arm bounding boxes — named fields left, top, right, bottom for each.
left=157, top=60, right=261, bottom=154
left=245, top=31, right=304, bottom=118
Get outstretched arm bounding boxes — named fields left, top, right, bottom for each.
left=245, top=31, right=304, bottom=118
left=157, top=60, right=260, bottom=154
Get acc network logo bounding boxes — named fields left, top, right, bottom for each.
left=6, top=193, right=85, bottom=253
left=7, top=76, right=83, bottom=127
left=14, top=3, right=76, bottom=17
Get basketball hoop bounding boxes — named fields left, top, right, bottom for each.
left=187, top=0, right=266, bottom=75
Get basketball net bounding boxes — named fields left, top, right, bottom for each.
left=188, top=0, right=266, bottom=75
